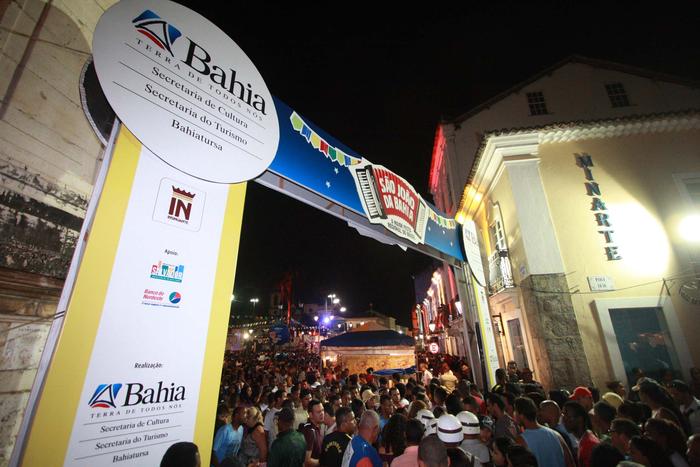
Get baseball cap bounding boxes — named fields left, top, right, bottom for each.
left=361, top=389, right=377, bottom=403
left=569, top=386, right=592, bottom=400
left=632, top=377, right=657, bottom=392
left=480, top=415, right=494, bottom=432
left=601, top=392, right=624, bottom=409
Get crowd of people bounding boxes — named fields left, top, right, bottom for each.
left=161, top=343, right=700, bottom=467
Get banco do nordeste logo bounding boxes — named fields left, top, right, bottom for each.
left=133, top=9, right=267, bottom=116
left=89, top=381, right=185, bottom=409
left=169, top=292, right=181, bottom=304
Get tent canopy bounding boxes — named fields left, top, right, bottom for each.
left=320, top=330, right=414, bottom=348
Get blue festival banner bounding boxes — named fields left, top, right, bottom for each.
left=269, top=98, right=464, bottom=260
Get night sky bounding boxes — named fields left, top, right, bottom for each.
left=176, top=3, right=700, bottom=326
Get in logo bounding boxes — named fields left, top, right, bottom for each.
left=169, top=186, right=196, bottom=223
left=132, top=10, right=181, bottom=56
left=169, top=292, right=182, bottom=304
left=89, top=383, right=123, bottom=409
left=153, top=178, right=205, bottom=232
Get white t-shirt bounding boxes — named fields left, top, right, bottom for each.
left=422, top=369, right=434, bottom=387
left=264, top=407, right=281, bottom=448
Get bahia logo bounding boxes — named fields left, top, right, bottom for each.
left=169, top=292, right=182, bottom=304
left=131, top=10, right=267, bottom=115
left=89, top=381, right=185, bottom=409
left=132, top=10, right=181, bottom=56
left=89, top=383, right=123, bottom=409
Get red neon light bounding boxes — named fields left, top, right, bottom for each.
left=428, top=125, right=445, bottom=193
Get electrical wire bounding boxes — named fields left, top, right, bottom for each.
left=517, top=271, right=697, bottom=296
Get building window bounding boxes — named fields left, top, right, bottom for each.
left=490, top=219, right=506, bottom=251
left=605, top=82, right=631, bottom=108
left=526, top=91, right=549, bottom=116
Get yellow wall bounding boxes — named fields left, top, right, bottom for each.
left=536, top=130, right=700, bottom=387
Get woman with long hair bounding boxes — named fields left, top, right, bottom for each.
left=237, top=406, right=267, bottom=466
left=379, top=413, right=407, bottom=465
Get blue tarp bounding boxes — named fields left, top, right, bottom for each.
left=320, top=330, right=415, bottom=348
left=373, top=366, right=417, bottom=376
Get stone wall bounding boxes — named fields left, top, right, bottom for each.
left=519, top=273, right=592, bottom=390
left=0, top=0, right=113, bottom=278
left=0, top=267, right=63, bottom=465
left=0, top=1, right=115, bottom=464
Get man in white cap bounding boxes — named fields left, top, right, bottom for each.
left=436, top=414, right=474, bottom=464
left=457, top=411, right=489, bottom=466
left=436, top=414, right=466, bottom=448
left=417, top=409, right=437, bottom=436
left=361, top=389, right=378, bottom=410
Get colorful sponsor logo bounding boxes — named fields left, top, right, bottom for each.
left=150, top=261, right=184, bottom=283
left=153, top=178, right=205, bottom=232
left=142, top=289, right=181, bottom=308
left=88, top=383, right=123, bottom=409
left=168, top=186, right=196, bottom=224
left=89, top=381, right=185, bottom=409
left=132, top=10, right=181, bottom=56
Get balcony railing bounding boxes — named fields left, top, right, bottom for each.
left=488, top=249, right=515, bottom=295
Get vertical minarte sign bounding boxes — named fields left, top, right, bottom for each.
left=92, top=0, right=279, bottom=183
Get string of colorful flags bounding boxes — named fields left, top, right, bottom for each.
left=290, top=111, right=363, bottom=167
left=428, top=210, right=457, bottom=229
left=289, top=111, right=457, bottom=231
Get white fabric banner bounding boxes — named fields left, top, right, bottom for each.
left=63, top=147, right=229, bottom=466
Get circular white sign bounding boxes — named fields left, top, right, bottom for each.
left=429, top=342, right=439, bottom=354
left=93, top=0, right=279, bottom=183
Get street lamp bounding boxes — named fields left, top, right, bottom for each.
left=250, top=298, right=259, bottom=316
left=326, top=293, right=336, bottom=313
left=340, top=307, right=346, bottom=313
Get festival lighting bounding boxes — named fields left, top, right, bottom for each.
left=680, top=214, right=700, bottom=242
left=610, top=202, right=670, bottom=275
left=340, top=307, right=347, bottom=312
left=323, top=316, right=331, bottom=325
